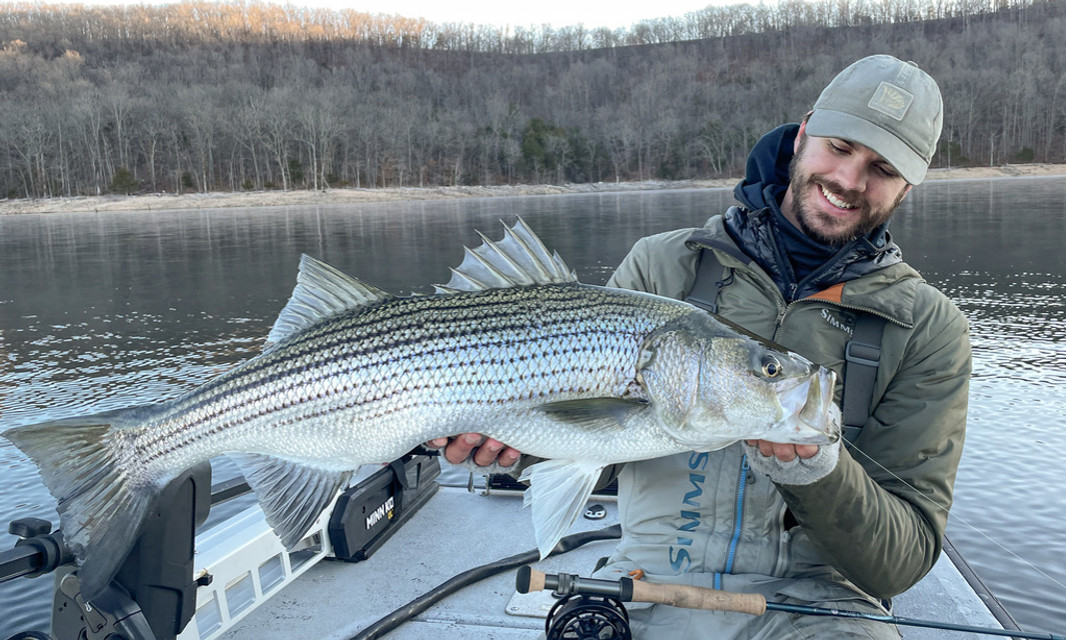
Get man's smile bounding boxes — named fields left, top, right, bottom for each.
left=819, top=183, right=858, bottom=212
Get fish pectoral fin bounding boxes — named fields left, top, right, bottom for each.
left=519, top=459, right=606, bottom=559
left=229, top=453, right=353, bottom=548
left=265, top=255, right=392, bottom=351
left=535, top=398, right=648, bottom=433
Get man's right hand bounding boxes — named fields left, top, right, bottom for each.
left=426, top=433, right=521, bottom=468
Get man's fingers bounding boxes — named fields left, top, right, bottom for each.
left=498, top=447, right=521, bottom=467
left=434, top=433, right=521, bottom=467
left=745, top=439, right=820, bottom=462
left=473, top=438, right=504, bottom=466
left=444, top=433, right=483, bottom=464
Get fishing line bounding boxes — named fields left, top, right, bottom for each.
left=848, top=441, right=1066, bottom=596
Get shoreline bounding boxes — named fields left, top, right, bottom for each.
left=2, top=163, right=1063, bottom=216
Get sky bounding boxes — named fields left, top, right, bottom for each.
left=64, top=0, right=735, bottom=30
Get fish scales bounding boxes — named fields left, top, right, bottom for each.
left=3, top=218, right=841, bottom=600
left=133, top=282, right=684, bottom=475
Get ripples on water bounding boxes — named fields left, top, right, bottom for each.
left=2, top=181, right=1066, bottom=635
left=893, top=178, right=1066, bottom=634
left=925, top=270, right=1066, bottom=633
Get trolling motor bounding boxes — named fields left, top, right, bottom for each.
left=516, top=566, right=1066, bottom=640
left=1, top=463, right=212, bottom=640
left=3, top=453, right=440, bottom=640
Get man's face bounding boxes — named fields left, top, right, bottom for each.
left=781, top=121, right=912, bottom=247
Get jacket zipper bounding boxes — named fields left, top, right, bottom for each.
left=774, top=297, right=907, bottom=337
left=715, top=454, right=749, bottom=590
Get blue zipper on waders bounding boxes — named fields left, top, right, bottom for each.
left=715, top=454, right=750, bottom=590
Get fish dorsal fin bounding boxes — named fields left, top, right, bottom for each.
left=229, top=453, right=353, bottom=548
left=519, top=459, right=606, bottom=558
left=266, top=255, right=391, bottom=349
left=434, top=217, right=576, bottom=293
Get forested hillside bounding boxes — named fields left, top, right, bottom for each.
left=0, top=0, right=1062, bottom=198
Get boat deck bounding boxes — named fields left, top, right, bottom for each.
left=205, top=481, right=1008, bottom=640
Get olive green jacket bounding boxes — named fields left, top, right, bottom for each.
left=602, top=212, right=971, bottom=599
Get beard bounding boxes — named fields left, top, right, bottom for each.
left=785, top=138, right=909, bottom=247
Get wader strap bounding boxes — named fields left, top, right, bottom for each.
left=842, top=313, right=886, bottom=442
left=685, top=248, right=729, bottom=314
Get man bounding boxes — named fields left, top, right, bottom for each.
left=431, top=55, right=971, bottom=638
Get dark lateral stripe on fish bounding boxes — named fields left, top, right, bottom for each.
left=135, top=320, right=646, bottom=459
left=129, top=286, right=671, bottom=457
left=144, top=287, right=655, bottom=423
left=162, top=303, right=631, bottom=427
left=144, top=324, right=630, bottom=446
left=184, top=286, right=639, bottom=409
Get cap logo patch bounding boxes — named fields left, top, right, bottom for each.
left=867, top=81, right=913, bottom=121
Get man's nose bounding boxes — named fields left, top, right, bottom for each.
left=831, top=157, right=867, bottom=193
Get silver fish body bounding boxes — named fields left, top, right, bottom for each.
left=4, top=218, right=840, bottom=600
left=139, top=283, right=683, bottom=473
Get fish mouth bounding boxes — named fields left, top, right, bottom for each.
left=777, top=367, right=841, bottom=444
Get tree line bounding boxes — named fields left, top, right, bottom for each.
left=0, top=0, right=1063, bottom=199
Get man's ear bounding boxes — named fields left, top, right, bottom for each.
left=795, top=112, right=813, bottom=154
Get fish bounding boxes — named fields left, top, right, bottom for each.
left=2, top=217, right=840, bottom=600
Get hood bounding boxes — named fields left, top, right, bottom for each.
left=734, top=124, right=797, bottom=213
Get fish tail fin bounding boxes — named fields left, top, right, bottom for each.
left=3, top=409, right=157, bottom=600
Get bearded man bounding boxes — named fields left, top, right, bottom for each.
left=433, top=54, right=971, bottom=639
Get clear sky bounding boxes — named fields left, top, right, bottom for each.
left=65, top=0, right=734, bottom=30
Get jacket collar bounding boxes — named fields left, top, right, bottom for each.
left=687, top=216, right=920, bottom=328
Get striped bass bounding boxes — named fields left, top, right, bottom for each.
left=3, top=218, right=840, bottom=600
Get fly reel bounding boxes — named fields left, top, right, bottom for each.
left=545, top=593, right=632, bottom=640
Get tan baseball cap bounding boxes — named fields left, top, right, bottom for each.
left=805, top=55, right=943, bottom=185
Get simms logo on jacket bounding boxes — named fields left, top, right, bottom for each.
left=821, top=308, right=854, bottom=336
left=669, top=451, right=710, bottom=572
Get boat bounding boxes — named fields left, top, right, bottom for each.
left=0, top=452, right=1033, bottom=640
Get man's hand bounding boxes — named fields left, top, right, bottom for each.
left=426, top=433, right=521, bottom=468
left=743, top=439, right=840, bottom=486
left=744, top=440, right=820, bottom=462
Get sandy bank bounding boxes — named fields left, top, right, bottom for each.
left=2, top=163, right=1063, bottom=216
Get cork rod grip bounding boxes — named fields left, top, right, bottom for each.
left=628, top=579, right=767, bottom=616
left=516, top=566, right=767, bottom=616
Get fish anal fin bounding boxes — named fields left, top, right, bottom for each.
left=519, top=459, right=606, bottom=558
left=229, top=453, right=352, bottom=548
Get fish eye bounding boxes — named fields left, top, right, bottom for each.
left=761, top=356, right=782, bottom=378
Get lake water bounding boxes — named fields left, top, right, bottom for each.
left=1, top=178, right=1065, bottom=636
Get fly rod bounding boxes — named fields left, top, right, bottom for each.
left=516, top=566, right=1066, bottom=640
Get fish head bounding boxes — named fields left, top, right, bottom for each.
left=638, top=315, right=841, bottom=451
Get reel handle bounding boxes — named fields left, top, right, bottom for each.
left=516, top=566, right=767, bottom=616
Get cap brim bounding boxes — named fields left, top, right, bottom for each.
left=806, top=110, right=928, bottom=185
